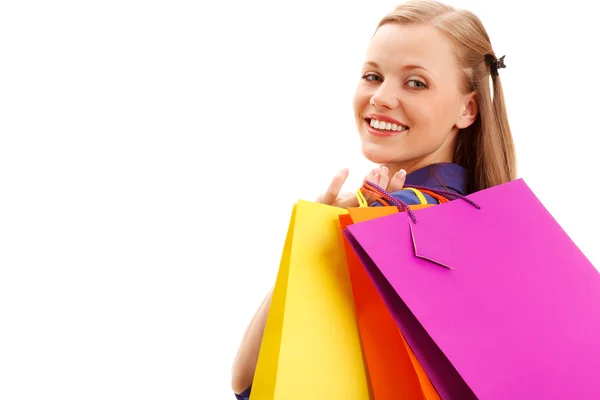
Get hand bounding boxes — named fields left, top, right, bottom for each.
left=316, top=167, right=408, bottom=208
left=315, top=168, right=359, bottom=208
left=362, top=166, right=407, bottom=205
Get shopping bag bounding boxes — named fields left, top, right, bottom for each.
left=339, top=185, right=441, bottom=400
left=251, top=200, right=370, bottom=400
left=344, top=178, right=600, bottom=399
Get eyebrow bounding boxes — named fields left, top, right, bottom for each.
left=363, top=60, right=433, bottom=76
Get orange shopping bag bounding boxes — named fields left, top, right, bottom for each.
left=338, top=183, right=448, bottom=400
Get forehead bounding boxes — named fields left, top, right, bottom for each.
left=365, top=23, right=457, bottom=73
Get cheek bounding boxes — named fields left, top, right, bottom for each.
left=353, top=86, right=369, bottom=119
left=404, top=98, right=436, bottom=128
left=409, top=94, right=458, bottom=131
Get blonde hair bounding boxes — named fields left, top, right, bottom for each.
left=377, top=0, right=516, bottom=193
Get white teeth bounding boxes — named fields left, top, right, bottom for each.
left=368, top=119, right=407, bottom=132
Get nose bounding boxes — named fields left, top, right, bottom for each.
left=370, top=81, right=400, bottom=110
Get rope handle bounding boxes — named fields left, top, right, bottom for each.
left=359, top=180, right=480, bottom=223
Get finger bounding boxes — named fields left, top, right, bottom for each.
left=320, top=168, right=349, bottom=205
left=378, top=166, right=390, bottom=191
left=365, top=166, right=390, bottom=206
left=387, top=169, right=407, bottom=193
left=364, top=167, right=379, bottom=186
left=335, top=192, right=359, bottom=208
left=362, top=167, right=380, bottom=202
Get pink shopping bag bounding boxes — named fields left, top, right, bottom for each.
left=344, top=178, right=600, bottom=399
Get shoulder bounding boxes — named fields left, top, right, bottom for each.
left=370, top=188, right=439, bottom=207
left=234, top=386, right=251, bottom=400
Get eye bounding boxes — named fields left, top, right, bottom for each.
left=361, top=73, right=383, bottom=83
left=407, top=79, right=427, bottom=89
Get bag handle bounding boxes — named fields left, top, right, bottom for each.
left=356, top=189, right=369, bottom=207
left=360, top=180, right=480, bottom=223
left=403, top=187, right=428, bottom=205
left=356, top=186, right=429, bottom=208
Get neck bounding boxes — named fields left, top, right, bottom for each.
left=383, top=140, right=455, bottom=178
left=383, top=158, right=451, bottom=180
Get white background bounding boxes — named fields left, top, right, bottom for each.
left=1, top=0, right=598, bottom=399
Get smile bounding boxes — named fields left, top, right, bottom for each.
left=365, top=118, right=409, bottom=137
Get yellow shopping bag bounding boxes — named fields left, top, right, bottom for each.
left=250, top=201, right=370, bottom=400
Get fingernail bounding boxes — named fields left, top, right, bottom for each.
left=397, top=169, right=406, bottom=178
left=372, top=168, right=379, bottom=177
left=381, top=166, right=389, bottom=174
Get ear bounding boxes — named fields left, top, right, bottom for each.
left=455, top=91, right=478, bottom=130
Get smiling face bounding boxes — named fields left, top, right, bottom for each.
left=353, top=23, right=477, bottom=173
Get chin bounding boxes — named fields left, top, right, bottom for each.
left=361, top=143, right=405, bottom=165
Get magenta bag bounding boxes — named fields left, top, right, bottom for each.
left=344, top=178, right=600, bottom=399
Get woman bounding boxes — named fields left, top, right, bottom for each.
left=232, top=1, right=516, bottom=398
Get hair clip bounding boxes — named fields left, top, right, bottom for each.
left=484, top=54, right=506, bottom=77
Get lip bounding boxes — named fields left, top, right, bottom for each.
left=364, top=113, right=408, bottom=127
left=364, top=113, right=409, bottom=137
